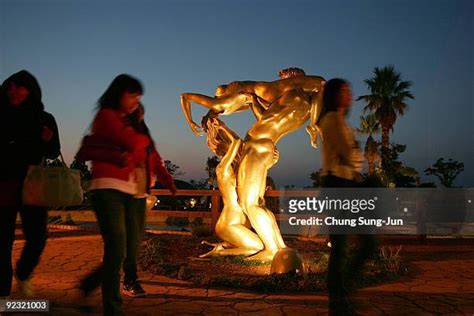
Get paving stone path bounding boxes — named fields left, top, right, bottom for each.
left=6, top=230, right=474, bottom=315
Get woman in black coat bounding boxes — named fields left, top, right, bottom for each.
left=0, top=70, right=60, bottom=298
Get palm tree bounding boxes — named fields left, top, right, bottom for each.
left=357, top=65, right=414, bottom=169
left=357, top=114, right=380, bottom=176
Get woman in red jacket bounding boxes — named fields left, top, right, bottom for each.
left=121, top=104, right=176, bottom=298
left=80, top=74, right=153, bottom=316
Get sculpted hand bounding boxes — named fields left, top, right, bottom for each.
left=239, top=92, right=257, bottom=106
left=272, top=148, right=280, bottom=165
left=306, top=125, right=322, bottom=149
left=190, top=121, right=203, bottom=136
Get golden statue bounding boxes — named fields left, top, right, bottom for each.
left=181, top=69, right=325, bottom=148
left=181, top=68, right=325, bottom=262
left=199, top=116, right=265, bottom=258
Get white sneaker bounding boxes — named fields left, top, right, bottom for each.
left=0, top=296, right=8, bottom=312
left=14, top=273, right=35, bottom=298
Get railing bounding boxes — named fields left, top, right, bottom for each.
left=149, top=189, right=322, bottom=228
left=150, top=189, right=473, bottom=236
left=150, top=189, right=221, bottom=228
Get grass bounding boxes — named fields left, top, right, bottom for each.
left=137, top=235, right=408, bottom=293
left=210, top=255, right=270, bottom=267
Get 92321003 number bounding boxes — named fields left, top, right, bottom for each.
left=1, top=299, right=49, bottom=312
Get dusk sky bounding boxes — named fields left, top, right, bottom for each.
left=1, top=0, right=473, bottom=188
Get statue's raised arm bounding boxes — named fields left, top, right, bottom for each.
left=180, top=69, right=325, bottom=137
left=180, top=91, right=254, bottom=136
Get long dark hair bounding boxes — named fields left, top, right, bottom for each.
left=0, top=70, right=44, bottom=111
left=317, top=78, right=348, bottom=124
left=127, top=103, right=156, bottom=152
left=127, top=103, right=150, bottom=135
left=98, top=74, right=143, bottom=110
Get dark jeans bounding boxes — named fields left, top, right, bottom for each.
left=322, top=175, right=378, bottom=308
left=327, top=234, right=377, bottom=295
left=0, top=204, right=48, bottom=297
left=83, top=190, right=145, bottom=316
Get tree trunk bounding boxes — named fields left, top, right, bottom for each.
left=368, top=160, right=376, bottom=176
left=365, top=135, right=378, bottom=177
left=381, top=126, right=390, bottom=149
left=381, top=126, right=390, bottom=171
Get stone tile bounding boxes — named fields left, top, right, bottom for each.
left=153, top=301, right=205, bottom=314
left=203, top=306, right=238, bottom=315
left=207, top=288, right=237, bottom=297
left=241, top=306, right=283, bottom=316
left=281, top=306, right=323, bottom=316
left=223, top=292, right=266, bottom=300
left=166, top=286, right=208, bottom=298
left=10, top=230, right=474, bottom=316
left=233, top=302, right=274, bottom=312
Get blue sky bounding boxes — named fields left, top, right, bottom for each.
left=1, top=0, right=473, bottom=187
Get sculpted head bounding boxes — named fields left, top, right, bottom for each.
left=215, top=85, right=227, bottom=97
left=278, top=67, right=306, bottom=79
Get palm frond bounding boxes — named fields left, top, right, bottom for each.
left=358, top=65, right=414, bottom=139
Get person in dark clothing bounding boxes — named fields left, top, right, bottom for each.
left=318, top=79, right=377, bottom=315
left=0, top=70, right=61, bottom=299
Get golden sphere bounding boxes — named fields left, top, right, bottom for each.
left=145, top=195, right=157, bottom=210
left=270, top=248, right=305, bottom=274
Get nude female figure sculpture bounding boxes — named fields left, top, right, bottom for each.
left=181, top=68, right=325, bottom=261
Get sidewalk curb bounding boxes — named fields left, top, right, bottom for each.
left=47, top=224, right=192, bottom=236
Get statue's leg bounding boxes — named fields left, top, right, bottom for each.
left=199, top=240, right=263, bottom=258
left=214, top=205, right=263, bottom=252
left=202, top=137, right=264, bottom=257
left=200, top=206, right=264, bottom=258
left=216, top=138, right=263, bottom=251
left=306, top=90, right=324, bottom=148
left=237, top=139, right=287, bottom=261
left=256, top=162, right=285, bottom=250
left=260, top=194, right=286, bottom=249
